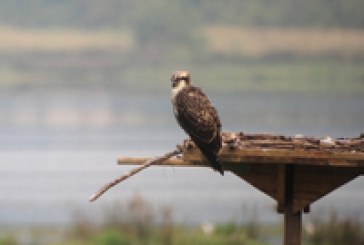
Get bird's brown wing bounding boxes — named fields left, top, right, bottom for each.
left=174, top=86, right=221, bottom=147
left=174, top=86, right=223, bottom=174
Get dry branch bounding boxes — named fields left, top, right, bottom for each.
left=89, top=149, right=181, bottom=202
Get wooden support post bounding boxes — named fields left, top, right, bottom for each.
left=283, top=165, right=302, bottom=245
left=284, top=208, right=302, bottom=245
left=277, top=165, right=286, bottom=213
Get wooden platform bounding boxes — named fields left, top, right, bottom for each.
left=118, top=132, right=364, bottom=245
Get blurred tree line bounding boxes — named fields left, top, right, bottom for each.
left=0, top=0, right=363, bottom=92
left=0, top=0, right=363, bottom=29
left=1, top=0, right=363, bottom=62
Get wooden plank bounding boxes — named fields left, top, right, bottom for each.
left=292, top=166, right=360, bottom=213
left=117, top=156, right=194, bottom=166
left=117, top=132, right=364, bottom=168
left=219, top=148, right=364, bottom=167
left=178, top=146, right=364, bottom=167
left=231, top=164, right=278, bottom=200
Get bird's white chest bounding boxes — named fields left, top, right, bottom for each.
left=171, top=81, right=187, bottom=99
left=171, top=81, right=187, bottom=117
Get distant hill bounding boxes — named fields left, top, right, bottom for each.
left=0, top=0, right=363, bottom=29
left=1, top=0, right=363, bottom=93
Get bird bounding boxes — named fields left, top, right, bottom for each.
left=171, top=70, right=224, bottom=175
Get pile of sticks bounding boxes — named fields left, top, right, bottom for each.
left=219, top=132, right=364, bottom=152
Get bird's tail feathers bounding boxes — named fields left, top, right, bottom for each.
left=199, top=147, right=224, bottom=175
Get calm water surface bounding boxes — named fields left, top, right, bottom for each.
left=0, top=90, right=363, bottom=225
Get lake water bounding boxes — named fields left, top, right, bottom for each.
left=0, top=89, right=363, bottom=226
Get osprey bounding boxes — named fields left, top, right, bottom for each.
left=171, top=71, right=224, bottom=175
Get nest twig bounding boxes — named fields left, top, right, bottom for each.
left=89, top=149, right=181, bottom=202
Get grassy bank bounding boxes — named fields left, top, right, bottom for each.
left=1, top=195, right=364, bottom=245
left=1, top=209, right=363, bottom=245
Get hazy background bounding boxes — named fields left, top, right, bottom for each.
left=0, top=0, right=363, bottom=243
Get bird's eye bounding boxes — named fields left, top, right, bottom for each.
left=172, top=80, right=178, bottom=87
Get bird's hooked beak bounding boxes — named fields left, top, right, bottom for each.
left=171, top=76, right=179, bottom=88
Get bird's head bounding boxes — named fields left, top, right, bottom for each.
left=171, top=70, right=190, bottom=89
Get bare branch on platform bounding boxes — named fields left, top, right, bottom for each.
left=89, top=149, right=181, bottom=202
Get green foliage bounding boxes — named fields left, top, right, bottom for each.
left=3, top=202, right=364, bottom=245
left=92, top=229, right=129, bottom=245
left=0, top=236, right=17, bottom=245
left=215, top=223, right=238, bottom=236
left=305, top=213, right=364, bottom=245
left=212, top=223, right=263, bottom=245
left=55, top=196, right=271, bottom=245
